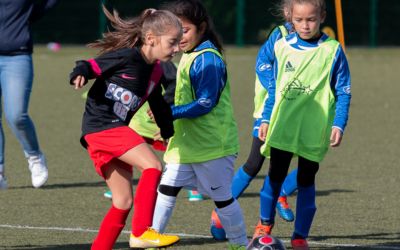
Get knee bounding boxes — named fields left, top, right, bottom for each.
left=113, top=195, right=133, bottom=210
left=214, top=198, right=234, bottom=209
left=7, top=113, right=30, bottom=130
left=145, top=159, right=163, bottom=172
left=158, top=184, right=182, bottom=197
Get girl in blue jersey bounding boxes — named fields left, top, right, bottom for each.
left=254, top=1, right=351, bottom=249
left=70, top=7, right=182, bottom=250
left=210, top=22, right=299, bottom=242
left=151, top=0, right=248, bottom=249
left=231, top=22, right=298, bottom=223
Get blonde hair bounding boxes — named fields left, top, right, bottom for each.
left=89, top=6, right=182, bottom=54
left=280, top=0, right=326, bottom=22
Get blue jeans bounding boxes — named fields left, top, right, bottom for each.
left=0, top=55, right=41, bottom=170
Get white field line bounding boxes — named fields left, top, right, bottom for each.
left=1, top=224, right=400, bottom=249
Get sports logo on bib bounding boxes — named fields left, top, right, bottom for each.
left=281, top=77, right=313, bottom=101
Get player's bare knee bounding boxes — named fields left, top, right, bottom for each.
left=112, top=195, right=133, bottom=210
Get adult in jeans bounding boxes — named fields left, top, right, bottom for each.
left=0, top=0, right=58, bottom=189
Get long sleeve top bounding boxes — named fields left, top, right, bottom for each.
left=0, top=0, right=58, bottom=55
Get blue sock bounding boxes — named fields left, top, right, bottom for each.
left=260, top=177, right=282, bottom=223
left=294, top=185, right=316, bottom=238
left=280, top=168, right=298, bottom=196
left=231, top=166, right=253, bottom=199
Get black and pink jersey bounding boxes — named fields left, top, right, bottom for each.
left=69, top=47, right=174, bottom=147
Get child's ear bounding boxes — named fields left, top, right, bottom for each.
left=144, top=31, right=156, bottom=46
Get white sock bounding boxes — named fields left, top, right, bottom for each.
left=151, top=192, right=177, bottom=233
left=217, top=200, right=248, bottom=246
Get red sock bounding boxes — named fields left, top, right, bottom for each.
left=91, top=205, right=130, bottom=250
left=132, top=168, right=161, bottom=237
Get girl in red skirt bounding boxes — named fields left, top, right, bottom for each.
left=69, top=6, right=182, bottom=250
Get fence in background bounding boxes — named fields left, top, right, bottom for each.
left=32, top=0, right=400, bottom=46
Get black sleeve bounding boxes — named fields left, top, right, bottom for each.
left=147, top=85, right=174, bottom=140
left=69, top=60, right=91, bottom=85
left=160, top=61, right=177, bottom=105
left=89, top=49, right=128, bottom=76
left=69, top=49, right=129, bottom=85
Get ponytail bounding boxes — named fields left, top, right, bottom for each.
left=89, top=6, right=181, bottom=55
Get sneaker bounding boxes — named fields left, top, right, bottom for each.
left=0, top=175, right=7, bottom=190
left=291, top=238, right=309, bottom=250
left=28, top=154, right=48, bottom=188
left=228, top=243, right=246, bottom=250
left=188, top=189, right=203, bottom=201
left=129, top=228, right=179, bottom=248
left=252, top=220, right=273, bottom=239
left=210, top=209, right=227, bottom=241
left=276, top=196, right=294, bottom=222
left=103, top=190, right=112, bottom=199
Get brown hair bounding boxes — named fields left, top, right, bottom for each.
left=161, top=0, right=224, bottom=54
left=88, top=6, right=182, bottom=55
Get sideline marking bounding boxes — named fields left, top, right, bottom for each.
left=1, top=224, right=400, bottom=249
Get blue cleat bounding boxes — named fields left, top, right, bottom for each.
left=104, top=190, right=112, bottom=199
left=187, top=189, right=204, bottom=201
left=210, top=209, right=227, bottom=241
left=276, top=196, right=294, bottom=222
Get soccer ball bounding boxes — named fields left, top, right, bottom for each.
left=247, top=235, right=286, bottom=250
left=210, top=209, right=227, bottom=241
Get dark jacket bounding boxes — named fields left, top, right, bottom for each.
left=0, top=0, right=58, bottom=55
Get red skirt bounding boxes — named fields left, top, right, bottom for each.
left=84, top=126, right=146, bottom=178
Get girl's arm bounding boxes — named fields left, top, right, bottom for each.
left=331, top=46, right=352, bottom=134
left=69, top=49, right=128, bottom=87
left=257, top=27, right=285, bottom=124
left=256, top=26, right=283, bottom=91
left=148, top=85, right=174, bottom=140
left=171, top=52, right=226, bottom=119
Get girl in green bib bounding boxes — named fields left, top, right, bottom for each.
left=254, top=1, right=351, bottom=249
left=151, top=0, right=248, bottom=249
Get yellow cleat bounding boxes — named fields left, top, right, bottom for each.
left=129, top=228, right=179, bottom=249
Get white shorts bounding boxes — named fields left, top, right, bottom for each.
left=160, top=155, right=236, bottom=201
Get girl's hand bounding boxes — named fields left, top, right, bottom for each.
left=330, top=127, right=343, bottom=147
left=258, top=123, right=269, bottom=141
left=72, top=75, right=86, bottom=90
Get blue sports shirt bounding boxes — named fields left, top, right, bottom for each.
left=171, top=40, right=227, bottom=119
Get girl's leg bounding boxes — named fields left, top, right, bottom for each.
left=118, top=144, right=179, bottom=248
left=117, top=143, right=162, bottom=236
left=152, top=163, right=193, bottom=233
left=152, top=183, right=182, bottom=232
left=231, top=136, right=265, bottom=198
left=293, top=157, right=319, bottom=240
left=198, top=156, right=248, bottom=246
left=91, top=160, right=132, bottom=250
left=281, top=168, right=298, bottom=196
left=276, top=168, right=298, bottom=222
left=259, top=147, right=292, bottom=224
